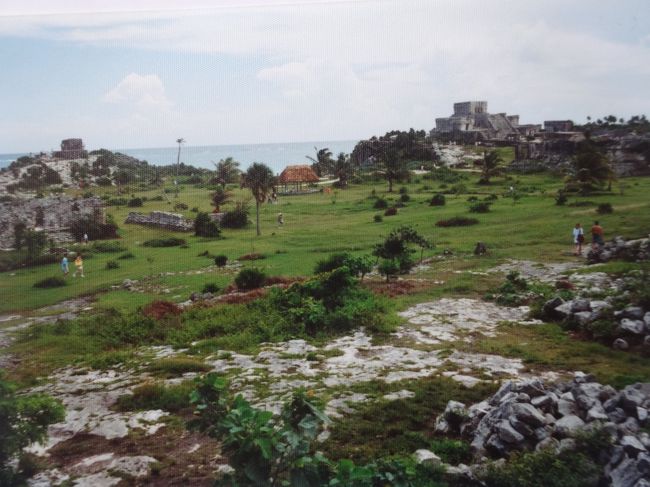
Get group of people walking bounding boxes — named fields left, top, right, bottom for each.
left=60, top=254, right=84, bottom=278
left=573, top=221, right=604, bottom=256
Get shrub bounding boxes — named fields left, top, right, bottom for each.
left=398, top=186, right=408, bottom=194
left=149, top=195, right=164, bottom=201
left=435, top=216, right=479, bottom=227
left=194, top=212, right=221, bottom=238
left=203, top=283, right=220, bottom=293
left=484, top=194, right=498, bottom=201
left=96, top=176, right=112, bottom=186
left=373, top=198, right=388, bottom=209
left=555, top=190, right=568, bottom=206
left=469, top=201, right=492, bottom=213
left=174, top=202, right=189, bottom=211
left=116, top=382, right=194, bottom=413
left=148, top=357, right=210, bottom=376
left=214, top=255, right=228, bottom=267
left=0, top=376, right=64, bottom=485
left=33, top=276, right=66, bottom=288
left=69, top=215, right=119, bottom=241
left=467, top=196, right=478, bottom=202
left=238, top=253, right=265, bottom=261
left=91, top=241, right=127, bottom=253
left=399, top=193, right=410, bottom=202
left=429, top=193, right=446, bottom=206
left=429, top=438, right=472, bottom=465
left=425, top=167, right=467, bottom=183
left=374, top=214, right=383, bottom=223
left=378, top=259, right=400, bottom=281
left=127, top=197, right=143, bottom=207
left=315, top=253, right=350, bottom=274
left=235, top=268, right=267, bottom=290
left=384, top=207, right=398, bottom=216
left=142, top=300, right=183, bottom=320
left=451, top=183, right=467, bottom=194
left=142, top=237, right=186, bottom=247
left=118, top=251, right=135, bottom=260
left=191, top=206, right=199, bottom=212
left=597, top=202, right=613, bottom=214
left=105, top=260, right=120, bottom=270
left=220, top=201, right=250, bottom=229
left=107, top=197, right=128, bottom=206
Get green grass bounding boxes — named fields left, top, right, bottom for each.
left=2, top=174, right=650, bottom=313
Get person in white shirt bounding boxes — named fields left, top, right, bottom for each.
left=572, top=223, right=584, bottom=256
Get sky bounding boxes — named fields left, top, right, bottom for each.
left=0, top=0, right=649, bottom=153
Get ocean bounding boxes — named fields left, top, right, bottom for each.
left=0, top=140, right=358, bottom=174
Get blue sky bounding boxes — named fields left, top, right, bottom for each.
left=0, top=0, right=649, bottom=153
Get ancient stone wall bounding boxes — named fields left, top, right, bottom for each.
left=0, top=196, right=104, bottom=249
left=124, top=211, right=194, bottom=232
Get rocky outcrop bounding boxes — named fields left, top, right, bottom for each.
left=588, top=235, right=650, bottom=264
left=0, top=196, right=104, bottom=249
left=437, top=374, right=650, bottom=486
left=124, top=211, right=193, bottom=232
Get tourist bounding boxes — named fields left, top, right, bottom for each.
left=60, top=255, right=69, bottom=276
left=277, top=213, right=284, bottom=226
left=591, top=221, right=604, bottom=249
left=73, top=254, right=85, bottom=278
left=573, top=223, right=584, bottom=256
left=83, top=233, right=89, bottom=244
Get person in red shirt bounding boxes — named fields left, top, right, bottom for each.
left=591, top=220, right=604, bottom=249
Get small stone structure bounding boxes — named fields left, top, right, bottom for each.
left=0, top=196, right=104, bottom=249
left=124, top=211, right=194, bottom=232
left=53, top=138, right=88, bottom=160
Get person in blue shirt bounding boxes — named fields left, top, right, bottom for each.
left=61, top=255, right=69, bottom=276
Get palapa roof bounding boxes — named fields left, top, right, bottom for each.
left=278, top=165, right=319, bottom=183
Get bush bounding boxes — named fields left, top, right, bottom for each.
left=220, top=201, right=250, bottom=229
left=234, top=268, right=267, bottom=290
left=69, top=215, right=119, bottom=242
left=148, top=357, right=210, bottom=376
left=194, top=212, right=221, bottom=238
left=429, top=438, right=472, bottom=465
left=399, top=193, right=410, bottom=202
left=484, top=194, right=498, bottom=201
left=239, top=253, right=265, bottom=261
left=33, top=276, right=66, bottom=288
left=373, top=198, right=388, bottom=209
left=374, top=214, right=383, bottom=223
left=191, top=206, right=199, bottom=212
left=398, top=186, right=408, bottom=194
left=469, top=201, right=492, bottom=213
left=467, top=196, right=478, bottom=202
left=127, top=197, right=143, bottom=207
left=425, top=167, right=467, bottom=183
left=142, top=237, right=186, bottom=247
left=107, top=198, right=128, bottom=206
left=203, top=283, right=220, bottom=293
left=384, top=207, right=398, bottom=216
left=597, top=202, right=613, bottom=214
left=555, top=190, right=568, bottom=206
left=214, top=255, right=228, bottom=267
left=378, top=259, right=400, bottom=280
left=118, top=251, right=135, bottom=260
left=435, top=216, right=479, bottom=227
left=142, top=300, right=183, bottom=320
left=116, top=382, right=193, bottom=413
left=429, top=193, right=446, bottom=206
left=96, top=176, right=112, bottom=186
left=315, top=253, right=350, bottom=274
left=149, top=195, right=164, bottom=201
left=91, top=241, right=127, bottom=253
left=105, top=260, right=119, bottom=270
left=0, top=376, right=64, bottom=485
left=174, top=202, right=189, bottom=211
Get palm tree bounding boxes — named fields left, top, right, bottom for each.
left=306, top=147, right=333, bottom=177
left=242, top=163, right=276, bottom=236
left=211, top=187, right=232, bottom=213
left=478, top=150, right=503, bottom=184
left=332, top=152, right=354, bottom=188
left=175, top=138, right=185, bottom=197
left=212, top=157, right=241, bottom=189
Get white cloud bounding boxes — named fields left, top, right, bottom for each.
left=103, top=73, right=171, bottom=111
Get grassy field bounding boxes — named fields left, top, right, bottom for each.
left=2, top=171, right=650, bottom=314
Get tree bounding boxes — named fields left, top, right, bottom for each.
left=212, top=157, right=241, bottom=188
left=306, top=147, right=333, bottom=177
left=565, top=139, right=614, bottom=194
left=331, top=152, right=354, bottom=188
left=211, top=187, right=232, bottom=213
left=376, top=146, right=408, bottom=192
left=23, top=230, right=48, bottom=263
left=373, top=225, right=431, bottom=279
left=242, top=163, right=276, bottom=236
left=478, top=150, right=504, bottom=184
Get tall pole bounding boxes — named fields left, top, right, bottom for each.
left=175, top=138, right=185, bottom=197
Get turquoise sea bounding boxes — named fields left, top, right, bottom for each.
left=0, top=140, right=358, bottom=174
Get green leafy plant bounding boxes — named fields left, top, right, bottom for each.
left=435, top=216, right=478, bottom=227
left=142, top=237, right=186, bottom=247
left=234, top=268, right=267, bottom=290
left=597, top=202, right=613, bottom=214
left=214, top=255, right=228, bottom=267
left=194, top=211, right=221, bottom=238
left=105, top=260, right=120, bottom=270
left=33, top=276, right=66, bottom=288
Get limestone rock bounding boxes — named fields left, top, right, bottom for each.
left=620, top=318, right=646, bottom=335
left=413, top=449, right=441, bottom=467
left=613, top=338, right=630, bottom=350
left=512, top=402, right=546, bottom=428
left=555, top=414, right=585, bottom=437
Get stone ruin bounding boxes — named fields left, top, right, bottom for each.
left=124, top=211, right=194, bottom=232
left=53, top=138, right=88, bottom=160
left=0, top=196, right=105, bottom=250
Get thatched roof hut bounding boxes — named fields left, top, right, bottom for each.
left=278, top=165, right=319, bottom=191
